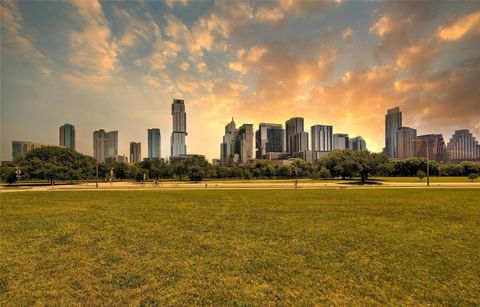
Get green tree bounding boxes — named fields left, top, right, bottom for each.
left=467, top=172, right=478, bottom=182
left=188, top=166, right=204, bottom=182
left=318, top=167, right=331, bottom=179
left=417, top=170, right=426, bottom=181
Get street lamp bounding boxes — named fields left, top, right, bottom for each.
left=426, top=138, right=430, bottom=187
left=15, top=166, right=21, bottom=188
left=96, top=159, right=99, bottom=189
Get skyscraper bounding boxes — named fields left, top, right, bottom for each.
left=130, top=142, right=141, bottom=164
left=446, top=130, right=479, bottom=161
left=220, top=118, right=239, bottom=165
left=397, top=127, right=417, bottom=159
left=286, top=117, right=308, bottom=154
left=255, top=123, right=284, bottom=159
left=311, top=125, right=333, bottom=152
left=238, top=124, right=254, bottom=164
left=416, top=134, right=447, bottom=162
left=385, top=107, right=402, bottom=158
left=333, top=133, right=349, bottom=150
left=59, top=124, right=75, bottom=150
left=171, top=99, right=187, bottom=157
left=349, top=136, right=367, bottom=151
left=147, top=128, right=161, bottom=159
left=93, top=129, right=118, bottom=162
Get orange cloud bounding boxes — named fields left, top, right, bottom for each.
left=255, top=7, right=284, bottom=23
left=437, top=11, right=480, bottom=41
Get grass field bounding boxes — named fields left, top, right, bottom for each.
left=1, top=189, right=479, bottom=305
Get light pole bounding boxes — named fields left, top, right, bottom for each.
left=426, top=137, right=430, bottom=187
left=15, top=166, right=21, bottom=188
left=96, top=159, right=99, bottom=189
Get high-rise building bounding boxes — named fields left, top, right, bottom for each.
left=397, top=127, right=417, bottom=159
left=255, top=123, right=284, bottom=159
left=333, top=133, right=349, bottom=150
left=12, top=141, right=55, bottom=161
left=147, top=128, right=161, bottom=159
left=415, top=134, right=447, bottom=162
left=385, top=107, right=402, bottom=158
left=286, top=117, right=308, bottom=154
left=311, top=125, right=333, bottom=152
left=59, top=124, right=75, bottom=150
left=171, top=99, right=187, bottom=157
left=238, top=124, right=254, bottom=164
left=220, top=118, right=239, bottom=165
left=93, top=129, right=118, bottom=162
left=130, top=142, right=141, bottom=164
left=446, top=130, right=479, bottom=161
left=349, top=136, right=367, bottom=151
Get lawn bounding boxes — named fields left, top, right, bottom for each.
left=1, top=189, right=479, bottom=305
left=373, top=176, right=478, bottom=183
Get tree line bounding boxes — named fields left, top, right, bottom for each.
left=1, top=146, right=479, bottom=184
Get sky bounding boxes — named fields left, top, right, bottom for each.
left=1, top=0, right=480, bottom=161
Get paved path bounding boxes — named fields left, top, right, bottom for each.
left=2, top=180, right=479, bottom=192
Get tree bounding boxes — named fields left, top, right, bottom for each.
left=173, top=161, right=188, bottom=180
left=417, top=170, right=426, bottom=181
left=188, top=166, right=204, bottom=182
left=127, top=165, right=144, bottom=181
left=318, top=167, right=331, bottom=179
left=467, top=173, right=479, bottom=182
left=0, top=167, right=17, bottom=184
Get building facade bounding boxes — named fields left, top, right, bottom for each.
left=93, top=129, right=118, bottom=162
left=255, top=123, right=284, bottom=159
left=59, top=124, right=75, bottom=150
left=333, top=133, right=349, bottom=150
left=220, top=118, right=239, bottom=165
left=171, top=99, right=187, bottom=157
left=397, top=127, right=417, bottom=159
left=238, top=124, right=254, bottom=164
left=147, top=128, right=161, bottom=159
left=286, top=117, right=308, bottom=155
left=446, top=129, right=479, bottom=161
left=12, top=141, right=54, bottom=161
left=349, top=136, right=367, bottom=151
left=385, top=107, right=402, bottom=158
left=311, top=125, right=333, bottom=152
left=130, top=142, right=141, bottom=164
left=415, top=134, right=447, bottom=162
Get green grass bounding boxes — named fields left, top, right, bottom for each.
left=1, top=189, right=479, bottom=305
left=373, top=176, right=478, bottom=183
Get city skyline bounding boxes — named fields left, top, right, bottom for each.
left=2, top=1, right=480, bottom=161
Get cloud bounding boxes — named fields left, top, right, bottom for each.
left=0, top=0, right=51, bottom=76
left=62, top=0, right=119, bottom=90
left=255, top=7, right=284, bottom=23
left=342, top=26, right=353, bottom=40
left=437, top=11, right=480, bottom=41
left=164, top=0, right=188, bottom=8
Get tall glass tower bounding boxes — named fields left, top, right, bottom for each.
left=385, top=107, right=402, bottom=158
left=59, top=124, right=75, bottom=150
left=148, top=128, right=161, bottom=159
left=170, top=99, right=187, bottom=157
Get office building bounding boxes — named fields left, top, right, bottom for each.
left=311, top=125, right=333, bottom=152
left=333, top=133, right=349, bottom=150
left=446, top=130, right=479, bottom=161
left=397, top=127, right=417, bottom=159
left=238, top=124, right=254, bottom=164
left=12, top=141, right=55, bottom=161
left=415, top=134, right=447, bottom=162
left=147, top=128, right=161, bottom=159
left=220, top=118, right=239, bottom=165
left=59, top=124, right=75, bottom=150
left=116, top=155, right=128, bottom=163
left=286, top=117, right=308, bottom=154
left=255, top=123, right=284, bottom=159
left=171, top=99, right=187, bottom=157
left=130, top=142, right=141, bottom=164
left=385, top=107, right=402, bottom=158
left=93, top=129, right=118, bottom=162
left=349, top=136, right=367, bottom=151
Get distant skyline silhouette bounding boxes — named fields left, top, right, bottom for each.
left=1, top=0, right=479, bottom=160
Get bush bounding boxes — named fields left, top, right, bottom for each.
left=417, top=170, right=426, bottom=181
left=467, top=173, right=479, bottom=182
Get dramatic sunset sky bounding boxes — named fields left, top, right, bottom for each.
left=1, top=0, right=479, bottom=161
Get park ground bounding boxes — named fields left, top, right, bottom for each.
left=1, top=189, right=479, bottom=305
